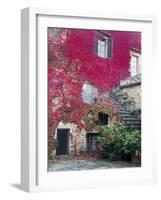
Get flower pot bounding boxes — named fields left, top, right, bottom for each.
left=132, top=153, right=141, bottom=164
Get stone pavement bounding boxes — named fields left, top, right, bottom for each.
left=48, top=159, right=141, bottom=172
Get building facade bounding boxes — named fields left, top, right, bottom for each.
left=48, top=28, right=141, bottom=158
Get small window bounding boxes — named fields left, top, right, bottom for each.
left=87, top=133, right=97, bottom=152
left=130, top=55, right=138, bottom=76
left=130, top=50, right=141, bottom=76
left=98, top=112, right=108, bottom=125
left=94, top=31, right=113, bottom=59
left=97, top=39, right=107, bottom=58
left=82, top=82, right=98, bottom=105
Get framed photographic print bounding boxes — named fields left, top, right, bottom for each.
left=21, top=8, right=156, bottom=192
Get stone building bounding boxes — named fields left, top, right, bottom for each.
left=49, top=29, right=141, bottom=158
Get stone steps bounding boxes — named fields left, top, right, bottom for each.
left=119, top=110, right=131, bottom=114
left=123, top=118, right=141, bottom=122
left=124, top=120, right=141, bottom=125
left=109, top=94, right=141, bottom=130
left=120, top=113, right=131, bottom=116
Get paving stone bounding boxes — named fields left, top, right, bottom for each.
left=48, top=159, right=141, bottom=172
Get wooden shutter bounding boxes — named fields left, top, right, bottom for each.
left=107, top=37, right=113, bottom=58
left=94, top=32, right=98, bottom=55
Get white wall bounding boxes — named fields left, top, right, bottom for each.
left=0, top=0, right=160, bottom=199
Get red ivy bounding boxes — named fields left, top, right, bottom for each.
left=48, top=28, right=141, bottom=144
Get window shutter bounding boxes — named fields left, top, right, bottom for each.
left=107, top=37, right=113, bottom=58
left=94, top=32, right=98, bottom=55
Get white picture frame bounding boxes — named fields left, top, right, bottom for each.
left=21, top=7, right=157, bottom=192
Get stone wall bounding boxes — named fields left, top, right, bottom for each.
left=53, top=112, right=117, bottom=157
left=120, top=83, right=141, bottom=108
left=54, top=122, right=87, bottom=156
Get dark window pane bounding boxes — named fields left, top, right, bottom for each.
left=87, top=133, right=98, bottom=152
left=98, top=112, right=108, bottom=125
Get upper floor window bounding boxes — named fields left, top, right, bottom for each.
left=97, top=38, right=108, bottom=58
left=94, top=31, right=113, bottom=59
left=130, top=49, right=141, bottom=76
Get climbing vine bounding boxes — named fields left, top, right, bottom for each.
left=83, top=98, right=121, bottom=131
left=48, top=28, right=141, bottom=159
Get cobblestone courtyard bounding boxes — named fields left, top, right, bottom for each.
left=48, top=159, right=141, bottom=172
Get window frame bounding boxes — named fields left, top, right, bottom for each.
left=82, top=82, right=98, bottom=105
left=87, top=133, right=98, bottom=152
left=130, top=49, right=141, bottom=76
left=97, top=38, right=108, bottom=58
left=94, top=31, right=113, bottom=59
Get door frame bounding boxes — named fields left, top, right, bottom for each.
left=86, top=132, right=98, bottom=152
left=55, top=128, right=70, bottom=156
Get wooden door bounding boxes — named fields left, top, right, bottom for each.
left=56, top=129, right=69, bottom=155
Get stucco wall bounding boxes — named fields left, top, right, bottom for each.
left=120, top=84, right=141, bottom=108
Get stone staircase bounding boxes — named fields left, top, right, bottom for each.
left=108, top=94, right=141, bottom=130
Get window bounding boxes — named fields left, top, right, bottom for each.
left=98, top=112, right=108, bottom=125
left=130, top=55, right=138, bottom=76
left=87, top=133, right=97, bottom=152
left=130, top=50, right=141, bottom=76
left=97, top=39, right=107, bottom=58
left=82, top=82, right=98, bottom=105
left=94, top=31, right=113, bottom=59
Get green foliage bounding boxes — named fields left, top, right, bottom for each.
left=131, top=107, right=141, bottom=118
left=113, top=88, right=136, bottom=110
left=97, top=125, right=123, bottom=160
left=120, top=96, right=134, bottom=106
left=114, top=89, right=125, bottom=97
left=97, top=125, right=141, bottom=160
left=121, top=130, right=141, bottom=155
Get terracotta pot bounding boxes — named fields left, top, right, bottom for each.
left=132, top=153, right=141, bottom=164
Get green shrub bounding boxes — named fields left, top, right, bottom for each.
left=121, top=130, right=141, bottom=156
left=97, top=125, right=123, bottom=160
left=97, top=125, right=141, bottom=160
